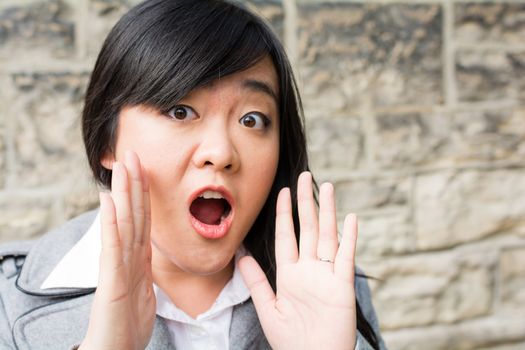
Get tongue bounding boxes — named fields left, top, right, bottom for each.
left=190, top=198, right=225, bottom=225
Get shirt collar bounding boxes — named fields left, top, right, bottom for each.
left=41, top=213, right=102, bottom=289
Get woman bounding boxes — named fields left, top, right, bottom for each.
left=0, top=0, right=386, bottom=349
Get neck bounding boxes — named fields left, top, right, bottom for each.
left=151, top=247, right=234, bottom=319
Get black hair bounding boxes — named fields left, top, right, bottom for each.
left=81, top=0, right=379, bottom=348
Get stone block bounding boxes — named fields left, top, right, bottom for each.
left=415, top=169, right=525, bottom=250
left=374, top=107, right=525, bottom=168
left=0, top=74, right=12, bottom=189
left=0, top=105, right=5, bottom=189
left=363, top=251, right=494, bottom=330
left=0, top=0, right=75, bottom=60
left=356, top=211, right=414, bottom=258
left=306, top=116, right=363, bottom=171
left=0, top=196, right=53, bottom=243
left=8, top=72, right=89, bottom=188
left=451, top=108, right=525, bottom=163
left=334, top=175, right=411, bottom=213
left=500, top=246, right=525, bottom=310
left=298, top=3, right=443, bottom=114
left=478, top=342, right=525, bottom=350
left=383, top=313, right=525, bottom=350
left=456, top=50, right=525, bottom=102
left=455, top=3, right=525, bottom=44
left=373, top=111, right=450, bottom=168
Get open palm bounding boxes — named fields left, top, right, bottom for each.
left=81, top=151, right=156, bottom=350
left=239, top=172, right=357, bottom=350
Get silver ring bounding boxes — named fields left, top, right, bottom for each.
left=319, top=258, right=334, bottom=263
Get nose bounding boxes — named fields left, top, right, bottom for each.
left=192, top=124, right=240, bottom=172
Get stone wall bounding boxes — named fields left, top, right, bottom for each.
left=0, top=1, right=524, bottom=349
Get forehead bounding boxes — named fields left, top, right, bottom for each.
left=203, top=56, right=279, bottom=101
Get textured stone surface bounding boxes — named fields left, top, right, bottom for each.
left=455, top=3, right=525, bottom=44
left=334, top=175, right=410, bottom=213
left=307, top=116, right=363, bottom=171
left=451, top=108, right=525, bottom=163
left=415, top=169, right=525, bottom=250
left=0, top=100, right=5, bottom=189
left=9, top=72, right=89, bottom=187
left=479, top=342, right=525, bottom=350
left=383, top=313, right=525, bottom=350
left=457, top=50, right=525, bottom=102
left=373, top=111, right=450, bottom=168
left=356, top=211, right=414, bottom=258
left=364, top=251, right=494, bottom=330
left=0, top=196, right=53, bottom=243
left=298, top=3, right=442, bottom=114
left=0, top=0, right=74, bottom=59
left=500, top=247, right=525, bottom=310
left=374, top=107, right=525, bottom=168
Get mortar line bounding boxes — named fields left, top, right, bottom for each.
left=283, top=0, right=300, bottom=87
left=443, top=0, right=456, bottom=108
left=75, top=0, right=89, bottom=60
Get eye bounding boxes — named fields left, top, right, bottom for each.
left=167, top=105, right=198, bottom=121
left=239, top=112, right=270, bottom=130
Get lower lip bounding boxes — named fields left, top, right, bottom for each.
left=189, top=212, right=234, bottom=239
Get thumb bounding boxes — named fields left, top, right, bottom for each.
left=238, top=256, right=276, bottom=325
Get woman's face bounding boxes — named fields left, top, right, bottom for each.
left=104, top=57, right=280, bottom=276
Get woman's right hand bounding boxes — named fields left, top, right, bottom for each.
left=80, top=151, right=156, bottom=350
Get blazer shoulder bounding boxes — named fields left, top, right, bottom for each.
left=0, top=240, right=35, bottom=282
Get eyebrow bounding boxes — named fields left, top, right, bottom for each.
left=242, top=79, right=279, bottom=105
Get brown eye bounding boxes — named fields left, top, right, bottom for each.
left=242, top=115, right=256, bottom=128
left=239, top=112, right=270, bottom=130
left=173, top=107, right=186, bottom=119
left=167, top=105, right=197, bottom=121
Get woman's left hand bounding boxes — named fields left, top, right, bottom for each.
left=239, top=171, right=357, bottom=350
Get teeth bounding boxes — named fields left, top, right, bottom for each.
left=199, top=191, right=224, bottom=199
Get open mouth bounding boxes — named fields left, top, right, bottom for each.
left=189, top=190, right=232, bottom=226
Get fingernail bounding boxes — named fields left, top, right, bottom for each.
left=320, top=182, right=334, bottom=193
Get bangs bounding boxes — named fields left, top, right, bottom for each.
left=109, top=0, right=273, bottom=112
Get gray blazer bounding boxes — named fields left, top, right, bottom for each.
left=0, top=211, right=386, bottom=350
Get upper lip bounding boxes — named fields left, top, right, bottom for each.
left=187, top=185, right=235, bottom=209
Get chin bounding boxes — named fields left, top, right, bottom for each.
left=178, top=253, right=235, bottom=276
left=153, top=238, right=236, bottom=276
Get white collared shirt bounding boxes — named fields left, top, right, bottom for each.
left=41, top=213, right=251, bottom=350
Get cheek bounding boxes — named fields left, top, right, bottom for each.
left=243, top=141, right=279, bottom=196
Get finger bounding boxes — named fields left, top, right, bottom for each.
left=124, top=150, right=145, bottom=245
left=275, top=187, right=298, bottom=267
left=317, top=182, right=338, bottom=264
left=111, top=161, right=134, bottom=255
left=334, top=213, right=357, bottom=283
left=142, top=164, right=152, bottom=246
left=238, top=256, right=276, bottom=326
left=99, top=192, right=123, bottom=276
left=297, top=171, right=318, bottom=260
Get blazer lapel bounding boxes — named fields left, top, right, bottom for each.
left=229, top=299, right=270, bottom=350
